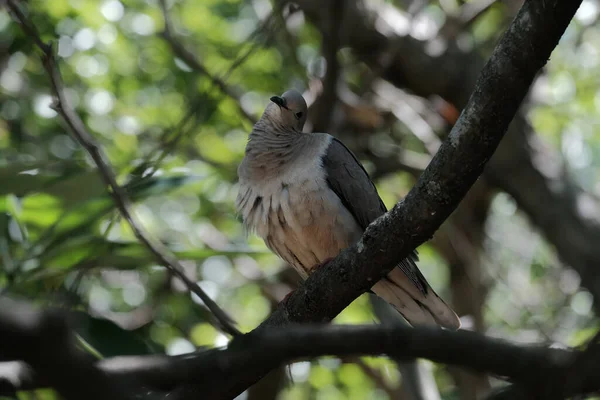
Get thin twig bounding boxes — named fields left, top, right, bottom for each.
left=6, top=0, right=241, bottom=337
left=459, top=0, right=498, bottom=27
left=134, top=0, right=260, bottom=181
left=439, top=0, right=499, bottom=40
left=373, top=81, right=441, bottom=155
left=158, top=0, right=255, bottom=124
left=149, top=0, right=297, bottom=181
left=136, top=89, right=228, bottom=180
left=220, top=12, right=279, bottom=82
left=350, top=358, right=397, bottom=398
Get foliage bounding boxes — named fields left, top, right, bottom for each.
left=0, top=0, right=599, bottom=399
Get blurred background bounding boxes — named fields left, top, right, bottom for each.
left=1, top=0, right=599, bottom=399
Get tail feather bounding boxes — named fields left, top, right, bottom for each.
left=373, top=267, right=461, bottom=330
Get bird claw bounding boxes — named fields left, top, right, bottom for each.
left=312, top=257, right=334, bottom=271
left=282, top=289, right=295, bottom=304
left=280, top=258, right=334, bottom=306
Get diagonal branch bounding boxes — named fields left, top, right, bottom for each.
left=204, top=0, right=583, bottom=397
left=295, top=0, right=600, bottom=308
left=6, top=0, right=241, bottom=337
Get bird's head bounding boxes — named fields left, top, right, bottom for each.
left=263, top=89, right=308, bottom=132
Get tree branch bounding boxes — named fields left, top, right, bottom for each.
left=6, top=0, right=241, bottom=337
left=2, top=298, right=599, bottom=400
left=486, top=323, right=600, bottom=399
left=294, top=0, right=600, bottom=307
left=193, top=0, right=583, bottom=397
left=4, top=1, right=587, bottom=399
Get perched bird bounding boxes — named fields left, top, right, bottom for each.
left=236, top=89, right=460, bottom=330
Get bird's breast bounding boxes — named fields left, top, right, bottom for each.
left=236, top=163, right=362, bottom=278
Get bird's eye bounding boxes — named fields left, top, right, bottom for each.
left=295, top=112, right=303, bottom=119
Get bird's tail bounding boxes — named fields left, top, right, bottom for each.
left=372, top=267, right=461, bottom=330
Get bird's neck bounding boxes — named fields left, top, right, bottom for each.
left=242, top=119, right=309, bottom=179
left=246, top=120, right=300, bottom=156
left=251, top=116, right=299, bottom=141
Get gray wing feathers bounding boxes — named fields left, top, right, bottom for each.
left=321, top=137, right=385, bottom=229
left=321, top=137, right=428, bottom=294
left=321, top=137, right=461, bottom=330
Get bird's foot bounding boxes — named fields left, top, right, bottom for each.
left=280, top=258, right=334, bottom=306
left=312, top=257, right=334, bottom=271
left=281, top=289, right=296, bottom=305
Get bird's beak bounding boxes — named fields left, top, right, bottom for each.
left=270, top=95, right=288, bottom=109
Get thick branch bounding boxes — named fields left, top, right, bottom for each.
left=258, top=0, right=581, bottom=327
left=89, top=325, right=600, bottom=399
left=2, top=307, right=599, bottom=400
left=295, top=0, right=600, bottom=305
left=6, top=0, right=240, bottom=337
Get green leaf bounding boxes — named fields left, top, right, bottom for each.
left=41, top=236, right=264, bottom=270
left=0, top=161, right=104, bottom=206
left=126, top=174, right=205, bottom=201
left=25, top=175, right=204, bottom=257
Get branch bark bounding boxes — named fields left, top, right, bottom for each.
left=96, top=323, right=600, bottom=399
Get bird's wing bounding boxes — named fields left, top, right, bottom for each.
left=320, top=136, right=428, bottom=294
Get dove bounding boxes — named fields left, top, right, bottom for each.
left=236, top=89, right=460, bottom=329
